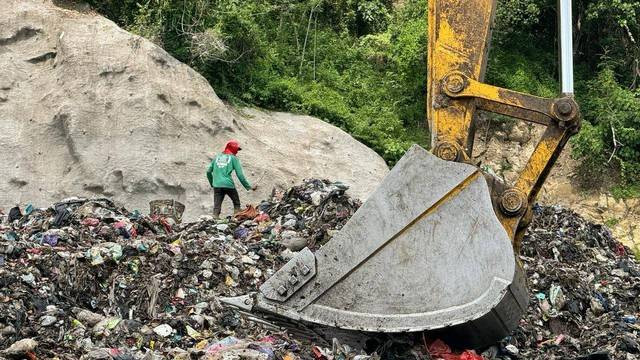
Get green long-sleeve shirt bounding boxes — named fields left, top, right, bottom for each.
left=206, top=153, right=252, bottom=190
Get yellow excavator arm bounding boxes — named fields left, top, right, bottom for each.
left=428, top=0, right=580, bottom=246
left=221, top=0, right=581, bottom=349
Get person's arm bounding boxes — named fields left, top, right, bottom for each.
left=206, top=161, right=214, bottom=187
left=232, top=156, right=252, bottom=190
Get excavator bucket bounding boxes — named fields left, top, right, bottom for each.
left=222, top=0, right=582, bottom=348
left=222, top=146, right=527, bottom=347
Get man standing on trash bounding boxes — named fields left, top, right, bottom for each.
left=206, top=140, right=256, bottom=218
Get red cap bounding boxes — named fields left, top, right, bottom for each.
left=223, top=140, right=241, bottom=155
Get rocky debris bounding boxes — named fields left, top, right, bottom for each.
left=2, top=180, right=640, bottom=359
left=0, top=0, right=388, bottom=221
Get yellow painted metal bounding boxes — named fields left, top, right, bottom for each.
left=427, top=0, right=580, bottom=240
left=514, top=126, right=571, bottom=201
left=427, top=0, right=497, bottom=157
left=443, top=74, right=557, bottom=124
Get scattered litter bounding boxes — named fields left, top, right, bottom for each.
left=0, top=180, right=356, bottom=359
left=1, top=186, right=638, bottom=359
left=153, top=324, right=173, bottom=337
left=511, top=205, right=640, bottom=359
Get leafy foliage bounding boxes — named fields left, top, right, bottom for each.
left=85, top=0, right=426, bottom=163
left=573, top=68, right=640, bottom=184
left=85, top=0, right=640, bottom=190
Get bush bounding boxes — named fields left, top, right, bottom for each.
left=573, top=68, right=640, bottom=184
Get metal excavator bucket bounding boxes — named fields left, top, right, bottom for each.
left=221, top=145, right=527, bottom=348
left=222, top=0, right=582, bottom=348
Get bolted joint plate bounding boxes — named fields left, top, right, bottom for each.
left=260, top=247, right=316, bottom=301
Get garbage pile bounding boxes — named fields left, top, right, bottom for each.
left=1, top=179, right=639, bottom=360
left=505, top=205, right=640, bottom=359
left=260, top=179, right=360, bottom=251
left=0, top=180, right=361, bottom=359
left=375, top=205, right=640, bottom=360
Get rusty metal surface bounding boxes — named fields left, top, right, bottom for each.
left=475, top=99, right=552, bottom=126
left=442, top=73, right=580, bottom=128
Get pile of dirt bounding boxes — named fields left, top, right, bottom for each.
left=0, top=0, right=388, bottom=221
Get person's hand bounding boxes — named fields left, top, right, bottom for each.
left=251, top=185, right=258, bottom=191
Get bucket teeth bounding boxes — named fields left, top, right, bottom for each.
left=259, top=247, right=316, bottom=302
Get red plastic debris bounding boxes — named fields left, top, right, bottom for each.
left=108, top=348, right=122, bottom=356
left=428, top=339, right=452, bottom=357
left=427, top=339, right=484, bottom=360
left=459, top=350, right=484, bottom=360
left=82, top=218, right=100, bottom=227
left=616, top=243, right=627, bottom=256
left=157, top=216, right=172, bottom=233
left=312, top=346, right=327, bottom=360
left=235, top=205, right=258, bottom=221
left=254, top=213, right=270, bottom=223
left=259, top=335, right=277, bottom=343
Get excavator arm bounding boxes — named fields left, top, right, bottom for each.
left=428, top=0, right=580, bottom=245
left=221, top=0, right=581, bottom=349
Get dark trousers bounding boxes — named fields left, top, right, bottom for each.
left=213, top=187, right=241, bottom=217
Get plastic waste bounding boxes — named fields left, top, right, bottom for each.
left=0, top=185, right=637, bottom=359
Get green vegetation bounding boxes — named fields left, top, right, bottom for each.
left=573, top=69, right=640, bottom=186
left=85, top=0, right=427, bottom=162
left=604, top=217, right=621, bottom=227
left=85, top=0, right=640, bottom=191
left=611, top=184, right=640, bottom=199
